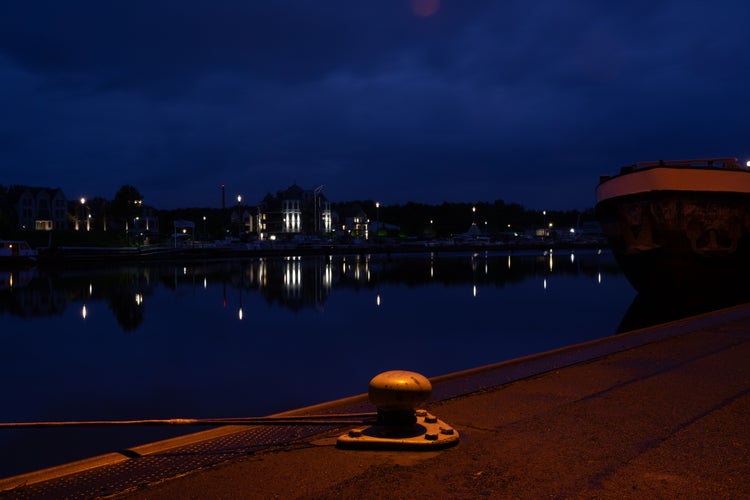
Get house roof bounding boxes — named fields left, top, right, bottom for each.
left=6, top=185, right=66, bottom=203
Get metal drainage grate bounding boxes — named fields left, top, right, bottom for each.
left=0, top=423, right=344, bottom=500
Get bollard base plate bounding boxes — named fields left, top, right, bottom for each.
left=336, top=410, right=459, bottom=451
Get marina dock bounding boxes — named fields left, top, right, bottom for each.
left=2, top=303, right=749, bottom=498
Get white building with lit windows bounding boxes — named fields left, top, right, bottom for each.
left=5, top=186, right=69, bottom=231
left=258, top=184, right=332, bottom=240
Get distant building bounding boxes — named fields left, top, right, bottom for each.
left=258, top=184, right=332, bottom=240
left=130, top=206, right=160, bottom=242
left=337, top=204, right=369, bottom=239
left=6, top=186, right=69, bottom=231
left=343, top=212, right=368, bottom=238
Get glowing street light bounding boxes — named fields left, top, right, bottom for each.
left=78, top=197, right=90, bottom=231
left=236, top=195, right=242, bottom=237
left=375, top=201, right=380, bottom=240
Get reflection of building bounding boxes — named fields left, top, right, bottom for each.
left=252, top=255, right=335, bottom=311
left=0, top=282, right=69, bottom=317
left=5, top=186, right=69, bottom=231
left=283, top=256, right=302, bottom=300
left=258, top=184, right=332, bottom=240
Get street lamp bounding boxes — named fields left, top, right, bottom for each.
left=203, top=216, right=207, bottom=241
left=375, top=201, right=380, bottom=240
left=79, top=197, right=89, bottom=231
left=314, top=185, right=325, bottom=235
left=236, top=195, right=242, bottom=237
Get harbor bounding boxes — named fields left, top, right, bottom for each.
left=1, top=300, right=748, bottom=498
left=3, top=0, right=750, bottom=496
left=0, top=250, right=632, bottom=478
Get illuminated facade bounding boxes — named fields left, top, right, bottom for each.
left=283, top=199, right=301, bottom=233
left=340, top=207, right=369, bottom=238
left=5, top=186, right=69, bottom=231
left=258, top=183, right=332, bottom=240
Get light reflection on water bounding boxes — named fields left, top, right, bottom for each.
left=2, top=249, right=634, bottom=477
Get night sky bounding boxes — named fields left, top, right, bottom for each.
left=1, top=1, right=748, bottom=211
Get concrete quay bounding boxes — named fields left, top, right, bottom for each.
left=2, top=303, right=750, bottom=499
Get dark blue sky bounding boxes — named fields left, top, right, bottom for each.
left=1, top=1, right=748, bottom=210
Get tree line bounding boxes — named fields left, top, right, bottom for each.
left=2, top=183, right=594, bottom=243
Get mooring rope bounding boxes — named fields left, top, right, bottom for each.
left=0, top=412, right=378, bottom=429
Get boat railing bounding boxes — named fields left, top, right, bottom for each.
left=634, top=158, right=742, bottom=169
left=602, top=157, right=746, bottom=181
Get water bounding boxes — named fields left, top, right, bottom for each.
left=0, top=249, right=659, bottom=477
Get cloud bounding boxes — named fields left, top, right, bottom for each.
left=1, top=0, right=748, bottom=210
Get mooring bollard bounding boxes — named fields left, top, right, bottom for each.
left=336, top=370, right=459, bottom=450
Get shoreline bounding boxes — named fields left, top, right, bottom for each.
left=32, top=240, right=605, bottom=267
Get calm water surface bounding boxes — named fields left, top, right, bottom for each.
left=0, top=249, right=700, bottom=477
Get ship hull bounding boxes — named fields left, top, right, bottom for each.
left=595, top=161, right=750, bottom=293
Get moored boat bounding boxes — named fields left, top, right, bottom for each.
left=0, top=240, right=38, bottom=267
left=595, top=158, right=750, bottom=293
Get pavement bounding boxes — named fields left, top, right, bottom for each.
left=2, top=303, right=750, bottom=499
